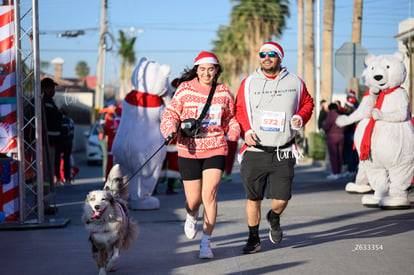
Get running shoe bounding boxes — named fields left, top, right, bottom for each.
left=242, top=236, right=261, bottom=254
left=184, top=212, right=198, bottom=239
left=266, top=210, right=283, bottom=244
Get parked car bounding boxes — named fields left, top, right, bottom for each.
left=84, top=121, right=103, bottom=166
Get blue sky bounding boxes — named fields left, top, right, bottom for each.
left=38, top=0, right=414, bottom=95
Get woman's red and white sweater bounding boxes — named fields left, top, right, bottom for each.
left=160, top=78, right=240, bottom=159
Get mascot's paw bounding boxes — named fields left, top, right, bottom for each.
left=371, top=108, right=383, bottom=121
left=335, top=115, right=349, bottom=127
left=129, top=196, right=160, bottom=210
left=345, top=182, right=373, bottom=194
left=379, top=196, right=411, bottom=210
left=369, top=86, right=380, bottom=95
left=364, top=111, right=372, bottom=119
left=361, top=194, right=380, bottom=208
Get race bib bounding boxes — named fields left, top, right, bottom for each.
left=260, top=111, right=286, bottom=132
left=200, top=105, right=222, bottom=126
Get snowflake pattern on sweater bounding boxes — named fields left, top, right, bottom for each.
left=160, top=78, right=240, bottom=159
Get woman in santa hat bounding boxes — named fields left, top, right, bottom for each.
left=160, top=51, right=240, bottom=259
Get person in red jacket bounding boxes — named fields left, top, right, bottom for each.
left=103, top=103, right=120, bottom=181
left=235, top=42, right=314, bottom=254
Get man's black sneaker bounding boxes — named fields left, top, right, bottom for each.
left=242, top=236, right=261, bottom=254
left=266, top=210, right=283, bottom=244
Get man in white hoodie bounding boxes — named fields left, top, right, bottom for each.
left=235, top=42, right=314, bottom=254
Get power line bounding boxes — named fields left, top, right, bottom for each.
left=38, top=46, right=400, bottom=54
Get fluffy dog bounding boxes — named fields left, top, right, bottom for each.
left=82, top=165, right=138, bottom=275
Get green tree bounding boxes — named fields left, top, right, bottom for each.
left=213, top=24, right=246, bottom=94
left=40, top=61, right=50, bottom=70
left=118, top=30, right=136, bottom=100
left=75, top=60, right=90, bottom=82
left=231, top=0, right=290, bottom=74
left=213, top=0, right=289, bottom=95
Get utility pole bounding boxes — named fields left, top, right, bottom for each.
left=315, top=0, right=321, bottom=129
left=304, top=0, right=316, bottom=137
left=95, top=0, right=107, bottom=111
left=351, top=0, right=363, bottom=98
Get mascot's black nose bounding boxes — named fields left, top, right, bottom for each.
left=94, top=205, right=100, bottom=210
left=374, top=75, right=383, bottom=81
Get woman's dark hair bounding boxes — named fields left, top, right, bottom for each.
left=177, top=64, right=222, bottom=86
left=328, top=102, right=339, bottom=111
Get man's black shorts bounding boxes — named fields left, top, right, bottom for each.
left=240, top=151, right=295, bottom=200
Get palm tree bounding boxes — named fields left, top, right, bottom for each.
left=118, top=30, right=136, bottom=100
left=231, top=0, right=290, bottom=75
left=297, top=0, right=304, bottom=78
left=352, top=0, right=363, bottom=98
left=75, top=60, right=90, bottom=83
left=321, top=0, right=334, bottom=103
left=304, top=0, right=316, bottom=137
left=213, top=24, right=246, bottom=94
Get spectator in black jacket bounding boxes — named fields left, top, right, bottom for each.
left=55, top=112, right=74, bottom=185
left=318, top=99, right=329, bottom=130
left=342, top=97, right=359, bottom=177
left=41, top=77, right=62, bottom=214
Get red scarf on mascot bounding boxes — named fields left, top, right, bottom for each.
left=359, top=86, right=400, bottom=160
left=125, top=90, right=163, bottom=107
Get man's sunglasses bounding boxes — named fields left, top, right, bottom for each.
left=259, top=51, right=277, bottom=58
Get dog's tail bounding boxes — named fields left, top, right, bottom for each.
left=123, top=218, right=139, bottom=251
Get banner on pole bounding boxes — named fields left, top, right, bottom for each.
left=0, top=5, right=17, bottom=154
left=0, top=5, right=18, bottom=222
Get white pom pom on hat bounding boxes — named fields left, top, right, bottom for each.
left=194, top=51, right=219, bottom=66
left=345, top=97, right=357, bottom=107
left=259, top=42, right=284, bottom=60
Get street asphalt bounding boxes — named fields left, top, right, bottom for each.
left=1, top=152, right=413, bottom=275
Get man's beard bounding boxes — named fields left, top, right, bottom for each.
left=262, top=66, right=279, bottom=75
left=261, top=61, right=280, bottom=75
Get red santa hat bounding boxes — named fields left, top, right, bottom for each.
left=115, top=104, right=122, bottom=117
left=259, top=42, right=284, bottom=60
left=345, top=97, right=357, bottom=107
left=194, top=51, right=219, bottom=66
left=347, top=90, right=356, bottom=98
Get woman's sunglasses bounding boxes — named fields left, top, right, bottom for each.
left=259, top=51, right=277, bottom=58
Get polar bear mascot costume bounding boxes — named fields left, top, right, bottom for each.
left=337, top=51, right=414, bottom=209
left=112, top=57, right=171, bottom=210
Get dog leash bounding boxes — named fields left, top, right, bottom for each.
left=125, top=133, right=175, bottom=184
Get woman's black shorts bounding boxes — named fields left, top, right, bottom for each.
left=178, top=155, right=225, bottom=180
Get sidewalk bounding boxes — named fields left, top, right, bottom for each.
left=1, top=156, right=413, bottom=275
